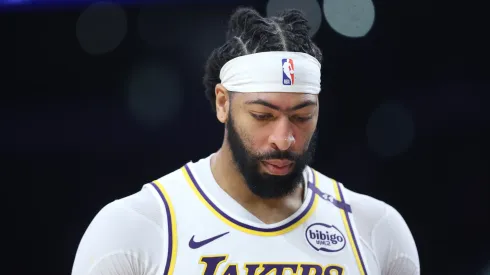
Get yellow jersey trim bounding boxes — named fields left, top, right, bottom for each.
left=182, top=165, right=318, bottom=237
left=332, top=180, right=367, bottom=275
left=151, top=180, right=178, bottom=275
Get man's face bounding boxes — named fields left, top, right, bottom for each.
left=225, top=92, right=319, bottom=199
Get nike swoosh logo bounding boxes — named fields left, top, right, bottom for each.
left=189, top=232, right=229, bottom=249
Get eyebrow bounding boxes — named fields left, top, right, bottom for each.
left=244, top=99, right=317, bottom=111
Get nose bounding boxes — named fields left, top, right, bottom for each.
left=268, top=118, right=295, bottom=151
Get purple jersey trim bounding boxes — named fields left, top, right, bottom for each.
left=335, top=181, right=368, bottom=275
left=184, top=164, right=315, bottom=233
left=150, top=182, right=175, bottom=275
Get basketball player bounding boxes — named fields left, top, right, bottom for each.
left=72, top=8, right=420, bottom=275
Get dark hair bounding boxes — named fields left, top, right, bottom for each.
left=203, top=7, right=323, bottom=112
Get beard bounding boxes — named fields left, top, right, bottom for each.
left=226, top=113, right=317, bottom=199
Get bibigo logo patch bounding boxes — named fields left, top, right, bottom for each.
left=305, top=223, right=346, bottom=253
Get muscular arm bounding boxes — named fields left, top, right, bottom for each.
left=372, top=204, right=420, bottom=275
left=348, top=189, right=420, bottom=275
left=72, top=187, right=167, bottom=275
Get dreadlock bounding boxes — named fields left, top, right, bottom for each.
left=203, top=7, right=323, bottom=112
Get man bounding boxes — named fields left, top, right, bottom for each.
left=72, top=7, right=420, bottom=275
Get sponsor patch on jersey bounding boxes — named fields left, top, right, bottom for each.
left=305, top=223, right=346, bottom=253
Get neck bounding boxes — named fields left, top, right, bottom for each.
left=210, top=142, right=304, bottom=224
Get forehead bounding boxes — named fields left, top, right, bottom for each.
left=234, top=92, right=318, bottom=108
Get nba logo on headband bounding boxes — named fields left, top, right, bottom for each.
left=282, top=58, right=295, bottom=85
left=219, top=52, right=320, bottom=94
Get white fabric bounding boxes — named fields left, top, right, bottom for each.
left=72, top=157, right=420, bottom=275
left=219, top=51, right=321, bottom=94
left=71, top=186, right=165, bottom=275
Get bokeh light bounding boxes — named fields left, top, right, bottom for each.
left=366, top=100, right=415, bottom=157
left=482, top=263, right=490, bottom=275
left=323, top=0, right=375, bottom=38
left=266, top=0, right=323, bottom=37
left=76, top=2, right=127, bottom=55
left=127, top=60, right=183, bottom=128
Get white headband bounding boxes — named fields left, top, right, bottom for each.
left=219, top=51, right=321, bottom=94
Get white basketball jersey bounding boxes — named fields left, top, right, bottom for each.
left=146, top=159, right=370, bottom=275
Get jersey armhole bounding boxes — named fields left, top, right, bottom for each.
left=146, top=182, right=178, bottom=275
left=334, top=181, right=370, bottom=275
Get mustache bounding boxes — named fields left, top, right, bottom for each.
left=255, top=150, right=301, bottom=161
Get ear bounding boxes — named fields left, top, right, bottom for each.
left=215, top=84, right=230, bottom=123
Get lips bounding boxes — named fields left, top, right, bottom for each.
left=263, top=159, right=293, bottom=167
left=261, top=159, right=294, bottom=175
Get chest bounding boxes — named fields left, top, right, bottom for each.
left=171, top=209, right=362, bottom=275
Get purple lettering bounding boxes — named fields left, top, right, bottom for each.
left=200, top=255, right=227, bottom=275
left=244, top=264, right=260, bottom=274
left=223, top=264, right=239, bottom=275
left=301, top=264, right=323, bottom=275
left=261, top=264, right=298, bottom=275
left=324, top=265, right=344, bottom=275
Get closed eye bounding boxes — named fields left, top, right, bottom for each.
left=251, top=113, right=273, bottom=121
left=292, top=115, right=313, bottom=122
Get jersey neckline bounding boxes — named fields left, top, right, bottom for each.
left=181, top=160, right=318, bottom=236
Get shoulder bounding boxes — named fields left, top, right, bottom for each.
left=342, top=185, right=420, bottom=275
left=72, top=180, right=177, bottom=275
left=341, top=186, right=392, bottom=237
left=311, top=169, right=414, bottom=246
left=311, top=170, right=392, bottom=242
left=153, top=166, right=188, bottom=191
left=311, top=169, right=420, bottom=275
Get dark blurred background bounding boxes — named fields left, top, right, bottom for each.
left=6, top=0, right=489, bottom=274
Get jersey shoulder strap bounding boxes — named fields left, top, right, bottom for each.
left=310, top=168, right=370, bottom=275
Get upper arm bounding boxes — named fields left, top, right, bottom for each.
left=347, top=189, right=420, bottom=275
left=72, top=188, right=167, bottom=275
left=372, top=204, right=420, bottom=275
